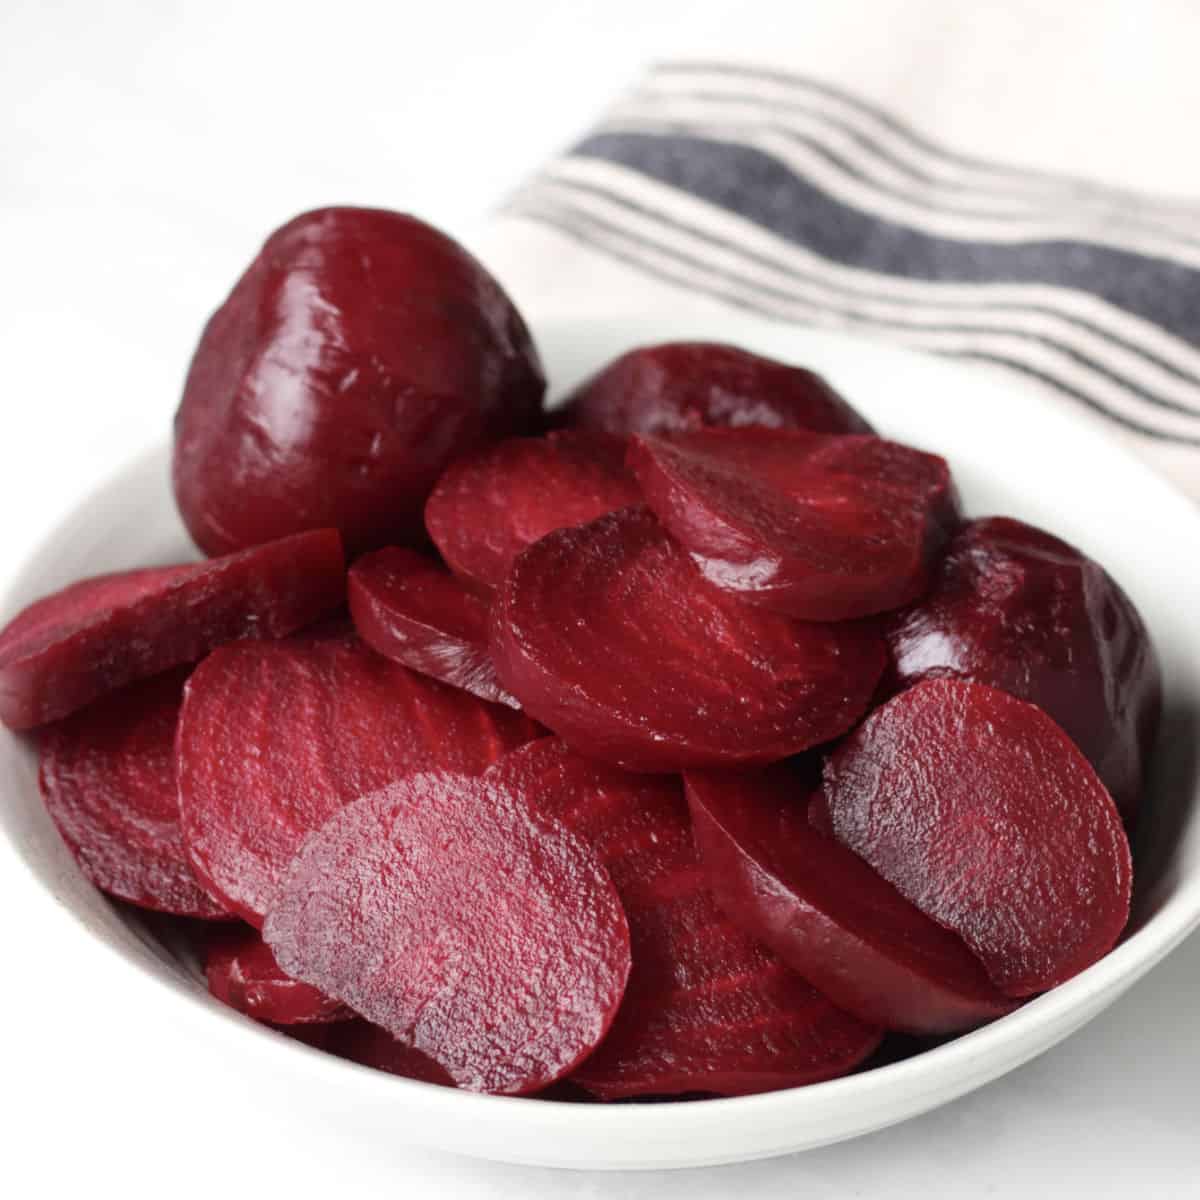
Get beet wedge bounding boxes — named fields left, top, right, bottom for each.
left=0, top=528, right=345, bottom=730
left=424, top=430, right=640, bottom=593
left=177, top=626, right=540, bottom=925
left=263, top=772, right=631, bottom=1095
left=204, top=925, right=350, bottom=1025
left=822, top=679, right=1132, bottom=997
left=628, top=430, right=960, bottom=621
left=37, top=669, right=231, bottom=918
left=685, top=766, right=1015, bottom=1034
left=883, top=516, right=1161, bottom=827
left=491, top=505, right=885, bottom=772
left=348, top=546, right=515, bottom=706
left=490, top=739, right=882, bottom=1098
left=558, top=342, right=873, bottom=437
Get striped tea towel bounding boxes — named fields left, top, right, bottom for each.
left=482, top=58, right=1200, bottom=501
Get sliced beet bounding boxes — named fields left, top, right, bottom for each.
left=628, top=430, right=960, bottom=621
left=822, top=679, right=1132, bottom=997
left=0, top=528, right=345, bottom=730
left=348, top=546, right=514, bottom=706
left=490, top=740, right=882, bottom=1098
left=263, top=772, right=631, bottom=1095
left=173, top=207, right=545, bottom=558
left=424, top=431, right=641, bottom=592
left=491, top=506, right=885, bottom=771
left=322, top=1021, right=456, bottom=1087
left=685, top=766, right=1015, bottom=1034
left=558, top=342, right=873, bottom=436
left=177, top=626, right=540, bottom=925
left=37, top=669, right=231, bottom=918
left=883, top=517, right=1161, bottom=826
left=204, top=925, right=350, bottom=1025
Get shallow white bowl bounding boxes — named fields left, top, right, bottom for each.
left=1, top=313, right=1198, bottom=1171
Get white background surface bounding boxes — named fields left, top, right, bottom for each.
left=2, top=2, right=1198, bottom=1195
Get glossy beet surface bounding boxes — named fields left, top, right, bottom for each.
left=424, top=431, right=641, bottom=593
left=204, top=925, right=348, bottom=1025
left=822, top=679, right=1132, bottom=997
left=491, top=506, right=886, bottom=771
left=176, top=626, right=540, bottom=925
left=884, top=517, right=1161, bottom=826
left=629, top=430, right=960, bottom=621
left=348, top=547, right=514, bottom=706
left=558, top=342, right=873, bottom=436
left=173, top=207, right=545, bottom=557
left=37, top=669, right=230, bottom=918
left=685, top=766, right=1015, bottom=1034
left=490, top=740, right=881, bottom=1097
left=263, top=772, right=631, bottom=1095
left=0, top=529, right=344, bottom=730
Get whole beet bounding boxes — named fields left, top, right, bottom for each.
left=884, top=517, right=1161, bottom=826
left=173, top=207, right=545, bottom=557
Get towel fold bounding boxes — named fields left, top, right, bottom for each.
left=483, top=58, right=1200, bottom=500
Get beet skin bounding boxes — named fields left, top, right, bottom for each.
left=884, top=516, right=1161, bottom=826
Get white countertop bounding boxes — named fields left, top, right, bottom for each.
left=2, top=3, right=1197, bottom=1195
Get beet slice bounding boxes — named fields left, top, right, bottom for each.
left=322, top=1021, right=456, bottom=1086
left=558, top=342, right=873, bottom=436
left=204, top=925, right=350, bottom=1025
left=822, top=679, right=1133, bottom=997
left=37, top=669, right=230, bottom=918
left=173, top=207, right=545, bottom=558
left=490, top=740, right=882, bottom=1097
left=883, top=516, right=1161, bottom=826
left=348, top=546, right=514, bottom=706
left=263, top=772, right=631, bottom=1095
left=0, top=528, right=345, bottom=730
left=628, top=430, right=960, bottom=621
left=491, top=505, right=885, bottom=771
left=424, top=431, right=641, bottom=592
left=177, top=626, right=540, bottom=925
left=685, top=766, right=1015, bottom=1033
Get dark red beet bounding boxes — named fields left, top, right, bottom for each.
left=808, top=790, right=834, bottom=837
left=424, top=431, right=641, bottom=592
left=884, top=517, right=1161, bottom=826
left=628, top=430, right=960, bottom=621
left=348, top=546, right=515, bottom=706
left=822, top=679, right=1132, bottom=997
left=685, top=766, right=1015, bottom=1033
left=0, top=529, right=345, bottom=731
left=558, top=342, right=873, bottom=436
left=204, top=925, right=349, bottom=1024
left=263, top=772, right=631, bottom=1095
left=491, top=506, right=885, bottom=771
left=37, top=669, right=230, bottom=918
left=177, top=626, right=540, bottom=925
left=322, top=1021, right=456, bottom=1087
left=490, top=740, right=881, bottom=1097
left=173, top=207, right=545, bottom=557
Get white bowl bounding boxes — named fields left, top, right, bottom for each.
left=1, top=314, right=1198, bottom=1171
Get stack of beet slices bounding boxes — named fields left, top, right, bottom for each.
left=2, top=207, right=1162, bottom=1101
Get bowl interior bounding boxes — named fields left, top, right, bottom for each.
left=1, top=315, right=1198, bottom=1169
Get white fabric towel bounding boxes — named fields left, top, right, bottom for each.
left=482, top=8, right=1200, bottom=501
